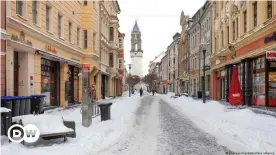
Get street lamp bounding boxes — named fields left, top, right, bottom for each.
left=200, top=43, right=210, bottom=103
left=128, top=64, right=132, bottom=97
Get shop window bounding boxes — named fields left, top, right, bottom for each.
left=252, top=56, right=266, bottom=106
left=269, top=72, right=276, bottom=106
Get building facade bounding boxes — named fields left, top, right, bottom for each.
left=1, top=0, right=7, bottom=96
left=99, top=1, right=121, bottom=99
left=160, top=54, right=168, bottom=94
left=130, top=20, right=143, bottom=77
left=179, top=11, right=190, bottom=94
left=210, top=1, right=276, bottom=107
left=199, top=1, right=212, bottom=95
left=5, top=1, right=124, bottom=107
left=188, top=9, right=201, bottom=97
left=167, top=33, right=180, bottom=93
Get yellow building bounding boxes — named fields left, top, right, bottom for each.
left=5, top=1, right=123, bottom=107
left=210, top=1, right=276, bottom=107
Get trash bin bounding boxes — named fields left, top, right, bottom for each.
left=1, top=96, right=13, bottom=111
left=31, top=94, right=46, bottom=114
left=98, top=102, right=112, bottom=121
left=197, top=91, right=202, bottom=98
left=1, top=110, right=12, bottom=136
left=12, top=96, right=21, bottom=117
left=19, top=96, right=26, bottom=116
left=24, top=96, right=31, bottom=115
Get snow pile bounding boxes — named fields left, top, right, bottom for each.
left=12, top=115, right=73, bottom=134
left=1, top=107, right=11, bottom=113
left=158, top=94, right=276, bottom=152
left=1, top=92, right=141, bottom=155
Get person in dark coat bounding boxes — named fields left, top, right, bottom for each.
left=139, top=88, right=143, bottom=97
left=152, top=89, right=155, bottom=96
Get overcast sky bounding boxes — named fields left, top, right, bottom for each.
left=118, top=0, right=206, bottom=76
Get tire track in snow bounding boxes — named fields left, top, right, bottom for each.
left=96, top=96, right=161, bottom=155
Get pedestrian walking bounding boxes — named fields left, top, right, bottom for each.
left=152, top=89, right=155, bottom=96
left=139, top=88, right=143, bottom=97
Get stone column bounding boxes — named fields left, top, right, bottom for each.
left=60, top=62, right=68, bottom=107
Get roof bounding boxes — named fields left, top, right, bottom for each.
left=132, top=20, right=140, bottom=32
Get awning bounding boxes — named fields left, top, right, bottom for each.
left=38, top=50, right=81, bottom=67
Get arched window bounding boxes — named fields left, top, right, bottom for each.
left=135, top=44, right=138, bottom=50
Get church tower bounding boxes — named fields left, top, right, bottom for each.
left=130, top=20, right=143, bottom=77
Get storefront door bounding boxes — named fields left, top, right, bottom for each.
left=13, top=51, right=19, bottom=96
left=41, top=58, right=59, bottom=106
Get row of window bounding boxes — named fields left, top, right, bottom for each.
left=15, top=1, right=116, bottom=50
left=214, top=1, right=273, bottom=53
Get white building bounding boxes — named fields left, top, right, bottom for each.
left=167, top=33, right=181, bottom=94
left=130, top=20, right=143, bottom=77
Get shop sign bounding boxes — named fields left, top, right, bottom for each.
left=10, top=31, right=32, bottom=46
left=266, top=51, right=276, bottom=60
left=45, top=45, right=57, bottom=54
left=264, top=32, right=276, bottom=43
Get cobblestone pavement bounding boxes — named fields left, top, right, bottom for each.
left=97, top=95, right=230, bottom=155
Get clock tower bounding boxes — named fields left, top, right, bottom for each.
left=130, top=20, right=143, bottom=77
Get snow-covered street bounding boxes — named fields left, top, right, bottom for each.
left=97, top=95, right=229, bottom=155
left=1, top=92, right=276, bottom=155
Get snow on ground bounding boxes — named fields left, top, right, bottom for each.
left=158, top=93, right=276, bottom=152
left=1, top=92, right=141, bottom=155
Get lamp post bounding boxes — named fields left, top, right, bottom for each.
left=128, top=64, right=131, bottom=97
left=200, top=43, right=210, bottom=104
left=202, top=49, right=206, bottom=103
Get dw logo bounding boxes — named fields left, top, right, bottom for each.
left=8, top=124, right=40, bottom=143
